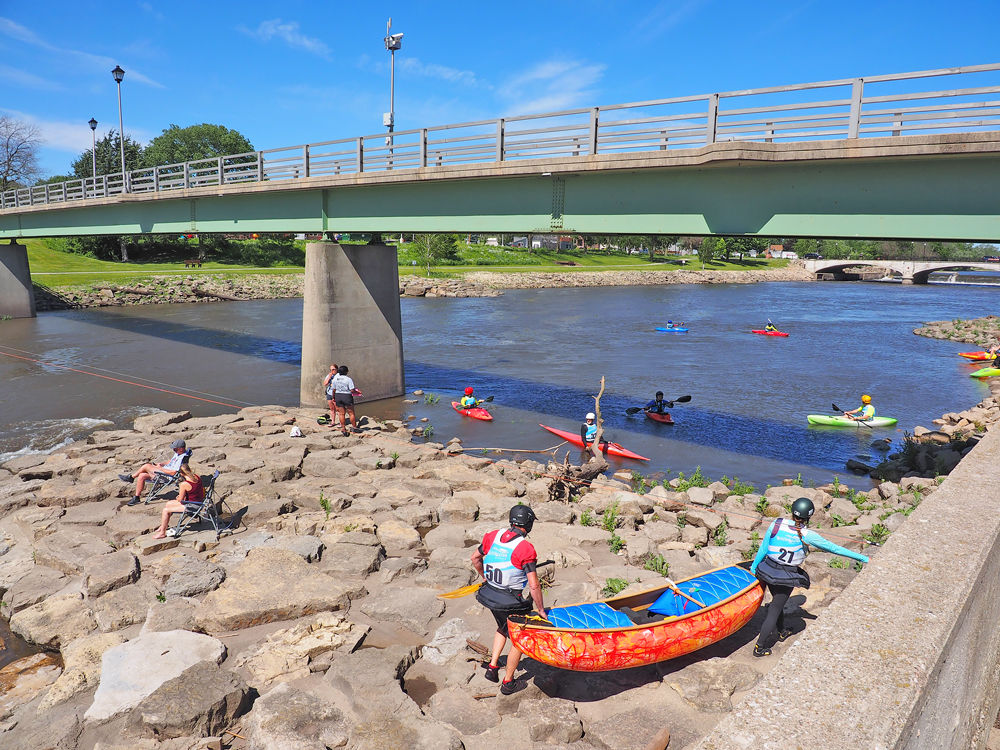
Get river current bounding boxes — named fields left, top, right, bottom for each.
left=0, top=280, right=996, bottom=489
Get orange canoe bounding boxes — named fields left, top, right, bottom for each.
left=508, top=563, right=762, bottom=672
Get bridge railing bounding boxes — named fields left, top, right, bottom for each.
left=4, top=62, right=1000, bottom=212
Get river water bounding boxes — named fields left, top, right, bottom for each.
left=0, top=281, right=996, bottom=489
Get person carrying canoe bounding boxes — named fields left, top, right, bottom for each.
left=645, top=391, right=668, bottom=414
left=843, top=394, right=875, bottom=422
left=750, top=497, right=869, bottom=657
left=471, top=505, right=545, bottom=695
left=459, top=387, right=482, bottom=409
left=764, top=320, right=778, bottom=332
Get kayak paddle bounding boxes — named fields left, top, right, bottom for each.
left=626, top=395, right=691, bottom=415
left=437, top=559, right=555, bottom=599
left=831, top=403, right=873, bottom=429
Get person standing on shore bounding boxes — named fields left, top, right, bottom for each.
left=331, top=365, right=359, bottom=436
left=844, top=394, right=875, bottom=422
left=471, top=505, right=545, bottom=695
left=323, top=364, right=340, bottom=430
left=750, top=498, right=869, bottom=657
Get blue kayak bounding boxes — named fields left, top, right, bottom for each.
left=656, top=327, right=689, bottom=333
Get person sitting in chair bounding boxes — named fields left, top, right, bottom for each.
left=119, top=439, right=189, bottom=507
left=151, top=464, right=204, bottom=540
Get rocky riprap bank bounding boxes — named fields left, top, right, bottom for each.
left=465, top=263, right=814, bottom=290
left=913, top=314, right=1000, bottom=348
left=398, top=275, right=502, bottom=298
left=0, top=402, right=914, bottom=750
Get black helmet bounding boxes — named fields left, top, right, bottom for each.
left=791, top=497, right=815, bottom=521
left=655, top=391, right=664, bottom=398
left=509, top=504, right=537, bottom=533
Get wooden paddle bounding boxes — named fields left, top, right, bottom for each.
left=832, top=402, right=873, bottom=429
left=665, top=578, right=706, bottom=608
left=626, top=395, right=691, bottom=415
left=437, top=559, right=555, bottom=599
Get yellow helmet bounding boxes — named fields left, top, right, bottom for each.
left=861, top=394, right=872, bottom=404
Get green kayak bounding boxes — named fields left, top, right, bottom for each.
left=970, top=367, right=1000, bottom=378
left=807, top=415, right=898, bottom=428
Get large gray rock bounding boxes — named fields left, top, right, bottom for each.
left=84, top=549, right=140, bottom=598
left=684, top=508, right=724, bottom=532
left=89, top=583, right=157, bottom=632
left=130, top=661, right=250, bottom=739
left=422, top=524, right=466, bottom=550
left=156, top=555, right=227, bottom=598
left=1, top=565, right=68, bottom=613
left=427, top=686, right=500, bottom=735
left=359, top=587, right=445, bottom=635
left=0, top=652, right=62, bottom=722
left=36, top=480, right=109, bottom=508
left=10, top=593, right=97, bottom=648
left=141, top=596, right=200, bottom=634
left=437, top=493, right=479, bottom=523
left=243, top=683, right=348, bottom=750
left=686, top=487, right=716, bottom=506
left=584, top=706, right=677, bottom=750
left=667, top=656, right=761, bottom=711
left=320, top=541, right=385, bottom=578
left=33, top=529, right=112, bottom=575
left=301, top=452, right=360, bottom=479
left=134, top=411, right=192, bottom=433
left=38, top=632, right=128, bottom=711
left=194, top=547, right=355, bottom=632
left=422, top=618, right=479, bottom=665
left=84, top=629, right=227, bottom=723
left=518, top=698, right=583, bottom=743
left=270, top=534, right=324, bottom=562
left=376, top=519, right=422, bottom=551
left=13, top=505, right=64, bottom=540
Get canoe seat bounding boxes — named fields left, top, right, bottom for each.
left=546, top=602, right=633, bottom=630
left=649, top=566, right=757, bottom=617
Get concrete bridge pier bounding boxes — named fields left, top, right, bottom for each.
left=0, top=240, right=36, bottom=319
left=300, top=242, right=404, bottom=408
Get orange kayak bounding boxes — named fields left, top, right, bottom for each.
left=508, top=563, right=762, bottom=672
left=959, top=352, right=991, bottom=361
left=539, top=424, right=649, bottom=461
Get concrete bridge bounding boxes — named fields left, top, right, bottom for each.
left=804, top=258, right=1000, bottom=283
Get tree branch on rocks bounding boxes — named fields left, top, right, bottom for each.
left=548, top=376, right=610, bottom=502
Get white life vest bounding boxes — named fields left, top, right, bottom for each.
left=764, top=519, right=807, bottom=567
left=584, top=422, right=597, bottom=442
left=482, top=531, right=528, bottom=591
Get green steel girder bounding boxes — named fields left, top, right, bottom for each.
left=3, top=151, right=1000, bottom=241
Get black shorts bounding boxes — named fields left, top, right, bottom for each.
left=477, top=584, right=532, bottom=637
left=335, top=393, right=354, bottom=407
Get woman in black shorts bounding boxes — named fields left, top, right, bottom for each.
left=331, top=365, right=359, bottom=436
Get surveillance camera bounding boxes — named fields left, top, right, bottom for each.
left=384, top=32, right=403, bottom=50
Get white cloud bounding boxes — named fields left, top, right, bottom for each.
left=0, top=65, right=62, bottom=91
left=398, top=58, right=480, bottom=87
left=634, top=0, right=709, bottom=41
left=240, top=19, right=331, bottom=57
left=498, top=59, right=606, bottom=114
left=0, top=16, right=164, bottom=87
left=0, top=108, right=154, bottom=153
left=138, top=1, right=165, bottom=21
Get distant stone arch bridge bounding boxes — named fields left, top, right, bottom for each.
left=802, top=259, right=1000, bottom=284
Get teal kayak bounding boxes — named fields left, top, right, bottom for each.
left=970, top=367, right=1000, bottom=378
left=655, top=327, right=689, bottom=333
left=807, top=415, right=898, bottom=428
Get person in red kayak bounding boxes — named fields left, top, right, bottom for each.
left=644, top=391, right=668, bottom=414
left=460, top=387, right=482, bottom=409
left=764, top=319, right=778, bottom=332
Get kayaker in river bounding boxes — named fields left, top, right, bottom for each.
left=459, top=387, right=482, bottom=409
left=844, top=394, right=875, bottom=422
left=764, top=320, right=778, bottom=332
left=471, top=505, right=545, bottom=695
left=750, top=498, right=869, bottom=657
left=645, top=391, right=668, bottom=414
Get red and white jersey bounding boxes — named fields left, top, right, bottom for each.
left=480, top=529, right=537, bottom=591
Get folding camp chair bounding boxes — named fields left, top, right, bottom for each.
left=143, top=449, right=193, bottom=504
left=168, top=470, right=236, bottom=541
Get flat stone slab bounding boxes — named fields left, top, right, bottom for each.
left=84, top=629, right=226, bottom=723
left=194, top=547, right=356, bottom=633
left=84, top=549, right=140, bottom=598
left=33, top=529, right=113, bottom=575
left=1, top=565, right=68, bottom=613
left=10, top=593, right=98, bottom=648
left=358, top=586, right=445, bottom=635
left=0, top=652, right=62, bottom=722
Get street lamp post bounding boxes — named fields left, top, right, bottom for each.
left=88, top=118, right=97, bottom=195
left=111, top=65, right=127, bottom=193
left=383, top=19, right=403, bottom=159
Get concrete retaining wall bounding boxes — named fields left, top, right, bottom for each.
left=698, top=427, right=1000, bottom=750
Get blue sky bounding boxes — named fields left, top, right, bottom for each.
left=3, top=1, right=1000, bottom=176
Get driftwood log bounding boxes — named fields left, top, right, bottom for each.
left=549, top=376, right=610, bottom=502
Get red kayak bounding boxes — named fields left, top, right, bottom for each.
left=452, top=401, right=492, bottom=421
left=752, top=330, right=789, bottom=337
left=959, top=352, right=991, bottom=361
left=644, top=410, right=674, bottom=424
left=540, top=424, right=650, bottom=461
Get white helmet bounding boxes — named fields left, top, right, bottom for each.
left=586, top=413, right=596, bottom=420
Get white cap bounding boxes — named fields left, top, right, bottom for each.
left=586, top=413, right=596, bottom=420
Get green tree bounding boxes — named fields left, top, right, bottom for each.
left=412, top=233, right=461, bottom=276
left=793, top=238, right=818, bottom=257
left=142, top=123, right=255, bottom=167
left=698, top=237, right=717, bottom=269
left=724, top=237, right=768, bottom=260
left=71, top=130, right=144, bottom=179
left=0, top=115, right=42, bottom=191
